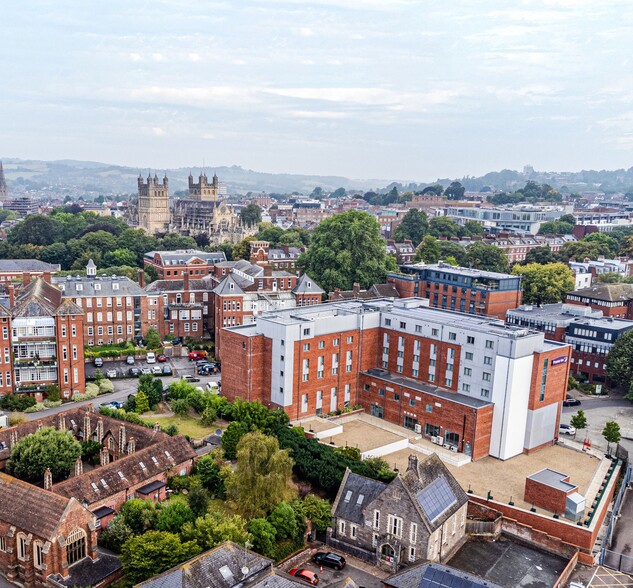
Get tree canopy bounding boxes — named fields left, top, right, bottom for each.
left=465, top=242, right=509, bottom=273
left=298, top=210, right=396, bottom=292
left=606, top=329, right=633, bottom=390
left=8, top=427, right=82, bottom=484
left=240, top=204, right=262, bottom=226
left=392, top=209, right=428, bottom=246
left=512, top=263, right=575, bottom=305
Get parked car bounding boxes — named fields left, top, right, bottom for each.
left=126, top=355, right=135, bottom=365
left=205, top=381, right=220, bottom=394
left=141, top=367, right=151, bottom=375
left=146, top=352, right=156, bottom=364
left=563, top=397, right=581, bottom=407
left=182, top=375, right=200, bottom=383
left=152, top=366, right=162, bottom=375
left=188, top=350, right=208, bottom=361
left=559, top=423, right=576, bottom=436
left=157, top=354, right=167, bottom=363
left=100, top=401, right=123, bottom=410
left=106, top=369, right=117, bottom=379
left=312, top=552, right=346, bottom=570
left=288, top=569, right=319, bottom=585
left=162, top=365, right=173, bottom=375
left=128, top=367, right=141, bottom=377
left=93, top=357, right=104, bottom=367
left=172, top=337, right=182, bottom=345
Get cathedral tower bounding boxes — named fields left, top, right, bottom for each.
left=137, top=172, right=170, bottom=234
left=188, top=171, right=219, bottom=202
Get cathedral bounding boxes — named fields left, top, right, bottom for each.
left=128, top=171, right=256, bottom=244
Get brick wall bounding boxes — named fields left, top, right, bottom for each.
left=524, top=477, right=572, bottom=515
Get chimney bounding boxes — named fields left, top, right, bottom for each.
left=127, top=437, right=136, bottom=454
left=353, top=282, right=361, bottom=296
left=42, top=271, right=52, bottom=284
left=9, top=429, right=17, bottom=449
left=75, top=457, right=83, bottom=477
left=119, top=425, right=126, bottom=452
left=44, top=468, right=52, bottom=490
left=22, top=272, right=31, bottom=286
left=96, top=418, right=104, bottom=442
left=7, top=284, right=14, bottom=308
left=183, top=271, right=190, bottom=292
left=406, top=454, right=419, bottom=473
left=84, top=414, right=91, bottom=440
left=263, top=265, right=273, bottom=277
left=100, top=447, right=109, bottom=466
left=58, top=413, right=66, bottom=431
left=153, top=422, right=161, bottom=432
left=138, top=269, right=145, bottom=288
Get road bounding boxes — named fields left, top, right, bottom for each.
left=562, top=390, right=633, bottom=452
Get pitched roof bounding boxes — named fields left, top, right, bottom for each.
left=0, top=472, right=77, bottom=540
left=292, top=274, right=324, bottom=295
left=11, top=277, right=65, bottom=317
left=53, top=274, right=146, bottom=298
left=213, top=274, right=246, bottom=296
left=0, top=259, right=60, bottom=272
left=52, top=435, right=196, bottom=505
left=331, top=469, right=388, bottom=525
left=568, top=283, right=633, bottom=302
left=145, top=277, right=218, bottom=293
left=384, top=562, right=502, bottom=588
left=369, top=283, right=400, bottom=298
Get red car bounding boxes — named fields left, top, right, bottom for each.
left=157, top=354, right=167, bottom=363
left=188, top=350, right=208, bottom=361
left=288, top=569, right=319, bottom=585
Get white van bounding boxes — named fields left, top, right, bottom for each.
left=205, top=381, right=220, bottom=395
left=146, top=352, right=156, bottom=364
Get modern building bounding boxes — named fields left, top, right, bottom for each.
left=569, top=257, right=633, bottom=280
left=4, top=196, right=38, bottom=218
left=0, top=260, right=60, bottom=283
left=53, top=261, right=161, bottom=346
left=220, top=298, right=571, bottom=461
left=143, top=249, right=227, bottom=280
left=565, top=283, right=633, bottom=320
left=444, top=205, right=570, bottom=234
left=388, top=262, right=523, bottom=319
left=507, top=303, right=633, bottom=383
left=329, top=454, right=468, bottom=571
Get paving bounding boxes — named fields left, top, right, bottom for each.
left=448, top=536, right=568, bottom=588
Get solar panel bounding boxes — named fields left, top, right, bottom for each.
left=420, top=565, right=490, bottom=588
left=417, top=477, right=457, bottom=522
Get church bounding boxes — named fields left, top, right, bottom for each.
left=128, top=171, right=256, bottom=244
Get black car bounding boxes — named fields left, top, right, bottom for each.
left=162, top=365, right=173, bottom=375
left=128, top=367, right=141, bottom=377
left=94, top=357, right=104, bottom=367
left=312, top=552, right=346, bottom=570
left=563, top=397, right=581, bottom=407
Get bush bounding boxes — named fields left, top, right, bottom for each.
left=0, top=394, right=37, bottom=412
left=99, top=515, right=133, bottom=553
left=24, top=403, right=46, bottom=413
left=43, top=399, right=62, bottom=409
left=44, top=384, right=61, bottom=402
left=99, top=379, right=114, bottom=394
left=98, top=406, right=153, bottom=428
left=172, top=398, right=189, bottom=416
left=165, top=424, right=179, bottom=436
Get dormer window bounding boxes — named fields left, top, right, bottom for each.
left=76, top=284, right=83, bottom=291
left=94, top=284, right=101, bottom=291
left=113, top=283, right=119, bottom=290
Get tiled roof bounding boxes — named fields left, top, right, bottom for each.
left=568, top=283, right=633, bottom=302
left=10, top=277, right=67, bottom=317
left=213, top=275, right=246, bottom=296
left=384, top=562, right=502, bottom=588
left=53, top=275, right=146, bottom=298
left=332, top=469, right=387, bottom=525
left=145, top=278, right=218, bottom=293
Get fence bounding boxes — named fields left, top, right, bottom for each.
left=602, top=549, right=633, bottom=575
left=600, top=462, right=632, bottom=572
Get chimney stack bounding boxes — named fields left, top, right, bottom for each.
left=100, top=447, right=109, bottom=466
left=127, top=437, right=136, bottom=454
left=96, top=418, right=104, bottom=442
left=42, top=271, right=52, bottom=284
left=183, top=271, right=190, bottom=292
left=75, top=457, right=83, bottom=477
left=22, top=272, right=31, bottom=286
left=9, top=429, right=17, bottom=449
left=84, top=414, right=91, bottom=440
left=7, top=284, right=15, bottom=308
left=138, top=269, right=145, bottom=288
left=44, top=468, right=52, bottom=490
left=153, top=422, right=161, bottom=432
left=407, top=454, right=419, bottom=473
left=119, top=425, right=126, bottom=452
left=58, top=413, right=66, bottom=431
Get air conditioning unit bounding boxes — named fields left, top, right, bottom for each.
left=431, top=436, right=442, bottom=445
left=443, top=443, right=452, bottom=450
left=449, top=445, right=458, bottom=452
left=414, top=424, right=422, bottom=434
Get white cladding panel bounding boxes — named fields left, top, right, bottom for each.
left=524, top=403, right=559, bottom=450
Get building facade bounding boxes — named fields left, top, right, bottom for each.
left=388, top=262, right=523, bottom=319
left=220, top=298, right=571, bottom=461
left=565, top=283, right=633, bottom=320
left=136, top=173, right=170, bottom=235
left=143, top=249, right=226, bottom=280
left=0, top=261, right=60, bottom=283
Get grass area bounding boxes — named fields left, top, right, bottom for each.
left=140, top=414, right=221, bottom=439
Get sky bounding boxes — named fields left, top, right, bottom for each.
left=1, top=0, right=633, bottom=182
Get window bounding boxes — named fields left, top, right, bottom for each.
left=540, top=358, right=549, bottom=401
left=385, top=319, right=391, bottom=326
left=464, top=367, right=472, bottom=376
left=465, top=352, right=473, bottom=360
left=303, top=328, right=310, bottom=336
left=394, top=393, right=400, bottom=401
left=350, top=524, right=357, bottom=539
left=318, top=341, right=324, bottom=349
left=347, top=336, right=353, bottom=343
left=432, top=328, right=439, bottom=336
left=485, top=340, right=494, bottom=349
left=303, top=343, right=310, bottom=351
left=482, top=372, right=491, bottom=382
left=0, top=536, right=5, bottom=552
left=445, top=377, right=452, bottom=387
left=399, top=322, right=406, bottom=330
left=372, top=533, right=379, bottom=548
left=409, top=399, right=416, bottom=407
left=34, top=541, right=44, bottom=569
left=481, top=389, right=490, bottom=399
left=408, top=546, right=416, bottom=562
left=339, top=521, right=346, bottom=536
left=448, top=332, right=456, bottom=341
left=373, top=510, right=380, bottom=530
left=484, top=356, right=492, bottom=365
left=388, top=515, right=403, bottom=538
left=462, top=383, right=470, bottom=392
left=333, top=338, right=339, bottom=346
left=415, top=325, right=422, bottom=333
left=17, top=533, right=27, bottom=560
left=467, top=336, right=475, bottom=344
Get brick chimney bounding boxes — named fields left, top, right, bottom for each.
left=353, top=282, right=361, bottom=296
left=75, top=457, right=83, bottom=477
left=44, top=468, right=52, bottom=490
left=153, top=422, right=161, bottom=432
left=36, top=420, right=43, bottom=431
left=119, top=425, right=126, bottom=452
left=138, top=268, right=145, bottom=288
left=22, top=272, right=31, bottom=286
left=58, top=413, right=66, bottom=431
left=100, top=447, right=109, bottom=466
left=183, top=271, right=190, bottom=292
left=84, top=414, right=91, bottom=440
left=406, top=454, right=419, bottom=473
left=42, top=271, right=52, bottom=284
left=127, top=437, right=136, bottom=454
left=9, top=429, right=17, bottom=449
left=263, top=265, right=273, bottom=277
left=96, top=417, right=104, bottom=442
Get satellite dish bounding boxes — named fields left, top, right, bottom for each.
left=241, top=567, right=249, bottom=576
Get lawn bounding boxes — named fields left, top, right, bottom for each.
left=140, top=414, right=221, bottom=439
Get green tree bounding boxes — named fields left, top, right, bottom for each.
left=221, top=421, right=248, bottom=460
left=159, top=233, right=198, bottom=250
left=196, top=454, right=225, bottom=496
left=103, top=248, right=137, bottom=267
left=7, top=427, right=81, bottom=484
left=187, top=481, right=211, bottom=517
left=466, top=242, right=509, bottom=273
left=421, top=184, right=444, bottom=196
left=8, top=215, right=62, bottom=246
left=512, top=263, right=575, bottom=305
left=602, top=421, right=621, bottom=454
left=248, top=518, right=276, bottom=556
left=537, top=221, right=574, bottom=235
left=607, top=329, right=633, bottom=390
left=224, top=431, right=295, bottom=518
left=232, top=237, right=257, bottom=261
left=584, top=232, right=619, bottom=256
left=240, top=204, right=262, bottom=226
left=462, top=220, right=485, bottom=237
left=45, top=384, right=61, bottom=402
left=180, top=511, right=251, bottom=551
left=570, top=410, right=587, bottom=440
left=134, top=391, right=150, bottom=414
left=392, top=209, right=428, bottom=246
left=414, top=235, right=441, bottom=263
left=99, top=514, right=133, bottom=553
left=172, top=398, right=189, bottom=416
left=156, top=500, right=196, bottom=533
left=524, top=245, right=555, bottom=265
left=428, top=216, right=461, bottom=239
left=557, top=240, right=610, bottom=262
left=267, top=502, right=297, bottom=539
left=559, top=214, right=576, bottom=225
left=138, top=374, right=163, bottom=409
left=298, top=211, right=396, bottom=292
left=144, top=328, right=162, bottom=349
left=331, top=187, right=346, bottom=198
left=120, top=531, right=201, bottom=585
left=119, top=498, right=158, bottom=534
left=293, top=495, right=332, bottom=532
left=444, top=181, right=465, bottom=200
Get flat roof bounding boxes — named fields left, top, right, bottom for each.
left=528, top=468, right=577, bottom=492
left=362, top=369, right=493, bottom=409
left=399, top=262, right=517, bottom=281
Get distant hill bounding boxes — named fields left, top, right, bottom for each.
left=2, top=158, right=633, bottom=197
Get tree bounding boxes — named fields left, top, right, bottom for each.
left=248, top=518, right=276, bottom=556
left=584, top=233, right=619, bottom=256
left=462, top=221, right=485, bottom=237
left=221, top=421, right=248, bottom=460
left=537, top=221, right=574, bottom=235
left=172, top=398, right=189, bottom=416
left=196, top=454, right=225, bottom=496
left=292, top=495, right=332, bottom=532
left=8, top=215, right=62, bottom=246
left=421, top=184, right=444, bottom=196
left=267, top=502, right=297, bottom=539
left=134, top=391, right=150, bottom=414
left=155, top=499, right=195, bottom=533
left=240, top=204, right=262, bottom=226
left=414, top=235, right=441, bottom=263
left=298, top=211, right=396, bottom=292
left=466, top=242, right=509, bottom=273
left=392, top=209, right=428, bottom=247
left=428, top=216, right=461, bottom=239
left=602, top=421, right=621, bottom=454
left=232, top=237, right=257, bottom=261
left=120, top=531, right=201, bottom=585
left=119, top=498, right=158, bottom=534
left=144, top=328, right=162, bottom=350
left=524, top=245, right=555, bottom=265
left=224, top=431, right=295, bottom=518
left=99, top=514, right=133, bottom=553
left=138, top=375, right=163, bottom=409
left=45, top=384, right=61, bottom=402
left=557, top=240, right=610, bottom=262
left=559, top=214, right=576, bottom=225
left=187, top=481, right=211, bottom=517
left=103, top=248, right=137, bottom=267
left=570, top=410, right=587, bottom=440
left=331, top=187, right=346, bottom=198
left=7, top=427, right=81, bottom=484
left=606, top=329, right=633, bottom=390
left=444, top=181, right=465, bottom=200
left=180, top=511, right=251, bottom=551
left=512, top=263, right=575, bottom=305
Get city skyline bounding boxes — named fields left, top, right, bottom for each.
left=1, top=0, right=632, bottom=182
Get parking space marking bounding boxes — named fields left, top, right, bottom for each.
left=589, top=566, right=633, bottom=587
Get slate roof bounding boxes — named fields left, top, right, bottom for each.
left=0, top=259, right=60, bottom=272
left=567, top=283, right=633, bottom=302
left=145, top=277, right=218, bottom=294
left=54, top=551, right=122, bottom=588
left=332, top=469, right=388, bottom=525
left=146, top=250, right=226, bottom=265
left=384, top=562, right=502, bottom=588
left=213, top=274, right=246, bottom=296
left=0, top=472, right=76, bottom=540
left=53, top=274, right=146, bottom=298
left=370, top=283, right=400, bottom=298
left=292, top=274, right=324, bottom=295
left=10, top=277, right=82, bottom=317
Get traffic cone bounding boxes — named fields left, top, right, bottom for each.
left=319, top=565, right=323, bottom=574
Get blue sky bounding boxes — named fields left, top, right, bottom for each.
left=1, top=0, right=632, bottom=181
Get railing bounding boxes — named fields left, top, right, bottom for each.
left=600, top=461, right=632, bottom=571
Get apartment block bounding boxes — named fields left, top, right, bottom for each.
left=388, top=262, right=522, bottom=319
left=220, top=298, right=571, bottom=461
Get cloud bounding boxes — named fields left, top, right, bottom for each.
left=129, top=53, right=143, bottom=62
left=288, top=110, right=348, bottom=119
left=298, top=27, right=314, bottom=37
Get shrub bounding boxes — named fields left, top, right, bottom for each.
left=165, top=424, right=179, bottom=436
left=98, top=379, right=114, bottom=394
left=0, top=394, right=37, bottom=412
left=44, top=384, right=61, bottom=402
left=25, top=403, right=46, bottom=413
left=172, top=398, right=189, bottom=416
left=43, top=399, right=62, bottom=408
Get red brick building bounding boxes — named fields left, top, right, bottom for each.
left=143, top=249, right=226, bottom=280
left=0, top=260, right=60, bottom=283
left=388, top=262, right=522, bottom=319
left=565, top=283, right=633, bottom=320
left=220, top=298, right=571, bottom=461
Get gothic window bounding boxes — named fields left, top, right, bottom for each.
left=17, top=533, right=27, bottom=560
left=66, top=528, right=86, bottom=566
left=33, top=541, right=44, bottom=569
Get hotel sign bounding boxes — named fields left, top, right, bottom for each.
left=552, top=356, right=568, bottom=366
